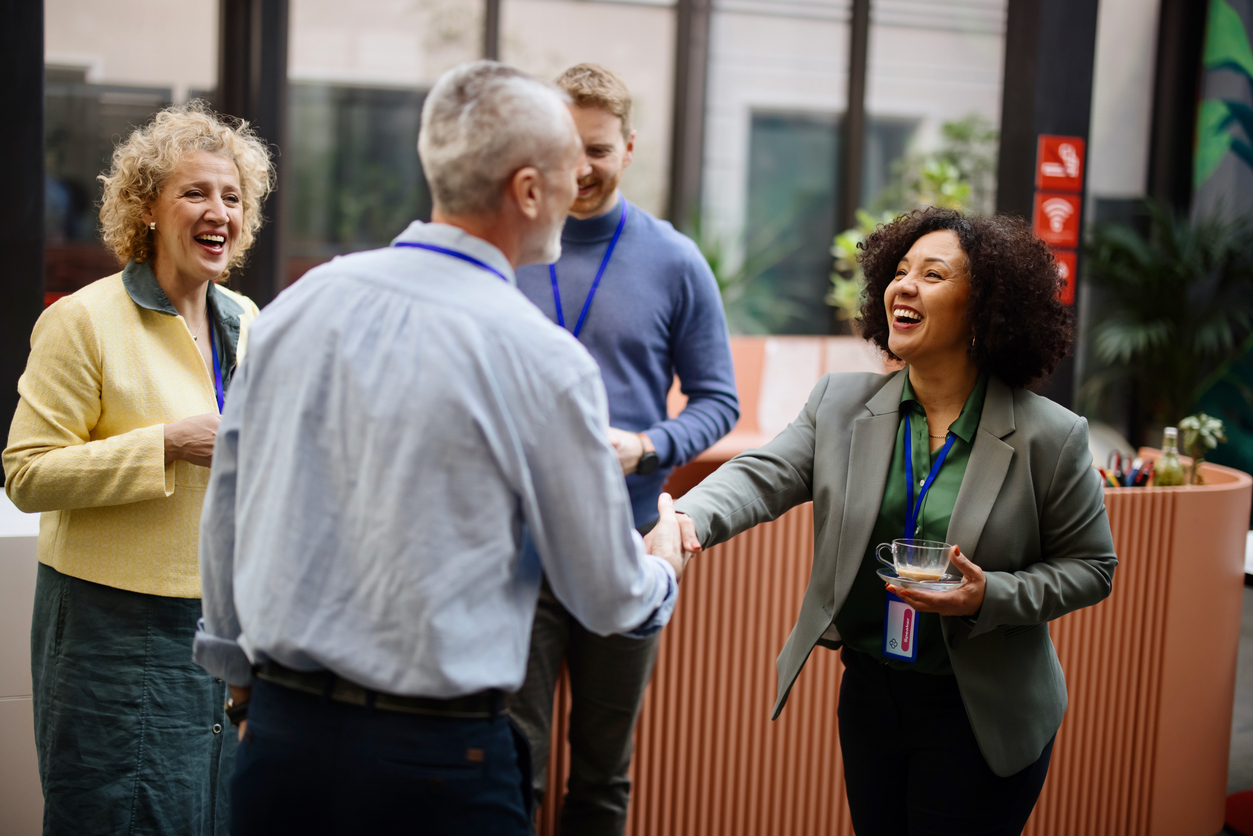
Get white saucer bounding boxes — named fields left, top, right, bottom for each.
left=877, top=566, right=964, bottom=591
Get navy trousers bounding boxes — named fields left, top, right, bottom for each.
left=231, top=679, right=532, bottom=835
left=837, top=648, right=1054, bottom=836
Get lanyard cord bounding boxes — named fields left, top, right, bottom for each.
left=208, top=314, right=225, bottom=414
left=549, top=200, right=628, bottom=339
left=903, top=413, right=957, bottom=538
left=392, top=241, right=510, bottom=283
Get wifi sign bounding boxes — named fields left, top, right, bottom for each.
left=1032, top=192, right=1081, bottom=247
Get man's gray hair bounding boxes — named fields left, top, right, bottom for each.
left=419, top=61, right=573, bottom=217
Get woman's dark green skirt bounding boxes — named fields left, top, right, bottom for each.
left=30, top=563, right=236, bottom=835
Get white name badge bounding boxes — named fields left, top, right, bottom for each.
left=882, top=591, right=919, bottom=662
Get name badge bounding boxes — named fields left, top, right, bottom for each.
left=882, top=591, right=918, bottom=662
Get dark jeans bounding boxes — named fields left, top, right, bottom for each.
left=31, top=563, right=233, bottom=836
left=231, top=679, right=532, bottom=836
left=838, top=648, right=1054, bottom=836
left=508, top=579, right=661, bottom=836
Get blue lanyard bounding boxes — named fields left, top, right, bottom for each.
left=393, top=241, right=510, bottom=283
left=903, top=413, right=957, bottom=538
left=549, top=200, right=628, bottom=339
left=208, top=315, right=225, bottom=414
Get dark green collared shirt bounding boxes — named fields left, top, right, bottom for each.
left=121, top=260, right=245, bottom=394
left=834, top=371, right=989, bottom=675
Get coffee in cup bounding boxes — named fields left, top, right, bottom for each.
left=876, top=538, right=955, bottom=582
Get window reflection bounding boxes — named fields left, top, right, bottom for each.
left=285, top=0, right=484, bottom=285
left=43, top=0, right=218, bottom=300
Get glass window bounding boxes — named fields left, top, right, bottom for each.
left=44, top=0, right=218, bottom=299
left=862, top=0, right=1007, bottom=215
left=285, top=0, right=484, bottom=284
left=500, top=0, right=677, bottom=220
left=704, top=0, right=852, bottom=334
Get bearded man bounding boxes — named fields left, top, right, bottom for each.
left=509, top=63, right=738, bottom=836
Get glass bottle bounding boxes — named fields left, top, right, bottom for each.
left=1155, top=427, right=1185, bottom=487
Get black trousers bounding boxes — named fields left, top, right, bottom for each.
left=837, top=648, right=1054, bottom=836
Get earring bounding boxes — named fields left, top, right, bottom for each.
left=148, top=222, right=156, bottom=231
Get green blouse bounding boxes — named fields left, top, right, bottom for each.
left=833, top=371, right=988, bottom=675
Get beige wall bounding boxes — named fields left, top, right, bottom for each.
left=0, top=498, right=42, bottom=836
left=1087, top=0, right=1161, bottom=199
left=44, top=0, right=216, bottom=101
left=289, top=0, right=482, bottom=87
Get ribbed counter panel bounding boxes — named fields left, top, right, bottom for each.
left=536, top=465, right=1249, bottom=836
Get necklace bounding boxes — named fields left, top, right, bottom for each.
left=928, top=430, right=949, bottom=439
left=190, top=314, right=207, bottom=342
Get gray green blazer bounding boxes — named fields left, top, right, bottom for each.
left=674, top=369, right=1117, bottom=777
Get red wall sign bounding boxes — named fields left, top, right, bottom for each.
left=1036, top=135, right=1086, bottom=192
left=1033, top=192, right=1082, bottom=248
left=1051, top=248, right=1076, bottom=306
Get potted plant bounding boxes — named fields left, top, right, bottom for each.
left=1080, top=202, right=1253, bottom=446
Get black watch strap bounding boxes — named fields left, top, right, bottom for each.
left=225, top=699, right=250, bottom=725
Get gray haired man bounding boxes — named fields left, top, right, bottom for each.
left=193, top=61, right=689, bottom=835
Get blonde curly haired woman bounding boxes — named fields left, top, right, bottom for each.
left=3, top=100, right=273, bottom=835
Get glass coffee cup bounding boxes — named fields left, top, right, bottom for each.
left=876, top=538, right=956, bottom=582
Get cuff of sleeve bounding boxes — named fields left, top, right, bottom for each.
left=193, top=621, right=254, bottom=686
left=673, top=500, right=712, bottom=548
left=645, top=428, right=676, bottom=468
left=134, top=423, right=175, bottom=498
left=967, top=571, right=1008, bottom=638
left=623, top=559, right=678, bottom=638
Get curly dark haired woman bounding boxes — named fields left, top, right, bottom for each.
left=657, top=207, right=1117, bottom=834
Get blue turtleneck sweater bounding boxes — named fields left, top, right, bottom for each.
left=515, top=196, right=739, bottom=524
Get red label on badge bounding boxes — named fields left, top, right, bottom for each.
left=902, top=610, right=913, bottom=652
left=1033, top=192, right=1081, bottom=248
left=1051, top=248, right=1076, bottom=305
left=1036, top=135, right=1085, bottom=192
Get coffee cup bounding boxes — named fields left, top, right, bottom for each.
left=876, top=538, right=955, bottom=582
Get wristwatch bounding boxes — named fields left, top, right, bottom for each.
left=636, top=433, right=660, bottom=476
left=225, top=697, right=249, bottom=726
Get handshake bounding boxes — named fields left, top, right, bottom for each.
left=643, top=493, right=703, bottom=582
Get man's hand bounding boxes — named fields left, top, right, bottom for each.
left=164, top=413, right=221, bottom=468
left=886, top=546, right=986, bottom=617
left=644, top=493, right=691, bottom=582
left=229, top=684, right=252, bottom=742
left=607, top=427, right=644, bottom=475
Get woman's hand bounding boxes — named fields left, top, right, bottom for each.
left=164, top=413, right=220, bottom=468
left=887, top=545, right=986, bottom=617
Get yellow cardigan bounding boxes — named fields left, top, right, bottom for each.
left=3, top=268, right=259, bottom=598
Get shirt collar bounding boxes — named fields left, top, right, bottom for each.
left=122, top=259, right=178, bottom=315
left=390, top=221, right=517, bottom=286
left=560, top=194, right=628, bottom=245
left=900, top=371, right=989, bottom=444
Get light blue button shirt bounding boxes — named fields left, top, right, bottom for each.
left=193, top=222, right=677, bottom=696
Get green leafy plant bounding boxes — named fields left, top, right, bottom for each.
left=1081, top=202, right=1253, bottom=442
left=827, top=210, right=896, bottom=324
left=827, top=115, right=999, bottom=320
left=691, top=212, right=810, bottom=335
left=1196, top=0, right=1253, bottom=186
left=1179, top=412, right=1228, bottom=484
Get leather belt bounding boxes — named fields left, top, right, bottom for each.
left=255, top=661, right=504, bottom=719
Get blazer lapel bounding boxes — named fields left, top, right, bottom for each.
left=946, top=376, right=1015, bottom=561
left=833, top=371, right=906, bottom=596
